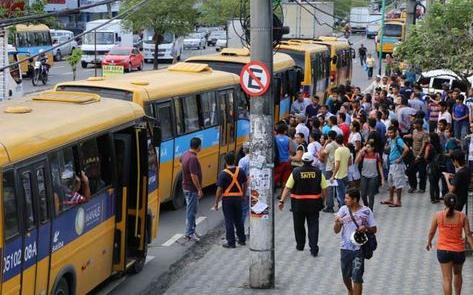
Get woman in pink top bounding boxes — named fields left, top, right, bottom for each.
left=426, top=194, right=473, bottom=295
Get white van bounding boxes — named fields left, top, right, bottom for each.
left=50, top=29, right=78, bottom=61
left=80, top=19, right=133, bottom=68
left=417, top=69, right=472, bottom=95
left=142, top=30, right=183, bottom=63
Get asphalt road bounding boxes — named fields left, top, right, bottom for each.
left=86, top=34, right=381, bottom=295
left=22, top=46, right=219, bottom=94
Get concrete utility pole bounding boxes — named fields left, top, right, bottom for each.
left=249, top=0, right=275, bottom=289
left=406, top=0, right=417, bottom=30
left=0, top=28, right=6, bottom=101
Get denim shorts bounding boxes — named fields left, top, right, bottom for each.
left=437, top=250, right=465, bottom=265
left=341, top=249, right=365, bottom=283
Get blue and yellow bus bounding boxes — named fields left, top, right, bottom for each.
left=277, top=41, right=331, bottom=100
left=184, top=48, right=299, bottom=121
left=10, top=24, right=54, bottom=76
left=56, top=63, right=247, bottom=210
left=0, top=91, right=158, bottom=294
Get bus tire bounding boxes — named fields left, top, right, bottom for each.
left=54, top=50, right=62, bottom=61
left=172, top=175, right=185, bottom=210
left=81, top=61, right=88, bottom=69
left=53, top=277, right=70, bottom=295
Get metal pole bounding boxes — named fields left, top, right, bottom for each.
left=406, top=0, right=417, bottom=30
left=249, top=0, right=274, bottom=289
left=94, top=30, right=97, bottom=77
left=378, top=0, right=386, bottom=76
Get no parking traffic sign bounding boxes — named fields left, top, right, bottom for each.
left=239, top=61, right=271, bottom=97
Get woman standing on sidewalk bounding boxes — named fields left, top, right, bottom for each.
left=355, top=141, right=384, bottom=211
left=426, top=193, right=473, bottom=295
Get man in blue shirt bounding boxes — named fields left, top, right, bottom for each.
left=238, top=142, right=250, bottom=228
left=381, top=126, right=409, bottom=207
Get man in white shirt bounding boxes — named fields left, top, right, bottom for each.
left=295, top=114, right=310, bottom=141
left=291, top=92, right=311, bottom=115
left=363, top=75, right=383, bottom=95
left=437, top=101, right=452, bottom=125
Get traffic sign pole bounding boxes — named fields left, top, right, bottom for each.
left=248, top=0, right=274, bottom=289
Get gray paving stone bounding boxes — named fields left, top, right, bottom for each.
left=164, top=190, right=473, bottom=295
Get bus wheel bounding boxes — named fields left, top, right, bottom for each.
left=53, top=277, right=70, bottom=295
left=54, top=50, right=62, bottom=61
left=81, top=61, right=88, bottom=69
left=172, top=176, right=185, bottom=210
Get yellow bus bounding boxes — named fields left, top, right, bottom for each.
left=0, top=91, right=159, bottom=295
left=376, top=19, right=406, bottom=55
left=276, top=41, right=330, bottom=99
left=9, top=24, right=54, bottom=76
left=292, top=37, right=354, bottom=88
left=56, top=63, right=246, bottom=210
left=184, top=48, right=300, bottom=121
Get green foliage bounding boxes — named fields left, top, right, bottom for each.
left=0, top=0, right=62, bottom=29
left=197, top=0, right=239, bottom=26
left=66, top=48, right=83, bottom=80
left=121, top=0, right=197, bottom=36
left=395, top=0, right=473, bottom=82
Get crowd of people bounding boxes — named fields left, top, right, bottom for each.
left=275, top=75, right=473, bottom=213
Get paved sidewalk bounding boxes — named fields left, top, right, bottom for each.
left=163, top=190, right=473, bottom=295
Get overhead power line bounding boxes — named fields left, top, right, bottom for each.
left=0, top=0, right=151, bottom=72
left=0, top=0, right=120, bottom=27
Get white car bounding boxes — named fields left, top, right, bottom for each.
left=183, top=33, right=206, bottom=50
left=417, top=69, right=473, bottom=95
left=50, top=29, right=78, bottom=61
left=216, top=38, right=227, bottom=51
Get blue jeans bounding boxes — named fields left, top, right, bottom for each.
left=454, top=119, right=468, bottom=139
left=241, top=193, right=249, bottom=225
left=184, top=190, right=199, bottom=236
left=335, top=177, right=348, bottom=208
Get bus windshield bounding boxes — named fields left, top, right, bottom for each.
left=84, top=32, right=115, bottom=45
left=384, top=24, right=402, bottom=37
left=16, top=31, right=51, bottom=48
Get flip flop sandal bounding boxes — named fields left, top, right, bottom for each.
left=380, top=200, right=393, bottom=205
left=389, top=203, right=401, bottom=207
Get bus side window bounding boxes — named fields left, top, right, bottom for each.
left=36, top=168, right=49, bottom=224
left=237, top=89, right=249, bottom=120
left=96, top=135, right=114, bottom=187
left=156, top=103, right=174, bottom=140
left=199, top=92, right=218, bottom=127
left=20, top=172, right=35, bottom=231
left=79, top=139, right=106, bottom=195
left=3, top=170, right=19, bottom=239
left=182, top=95, right=201, bottom=133
left=174, top=98, right=185, bottom=135
left=50, top=147, right=80, bottom=215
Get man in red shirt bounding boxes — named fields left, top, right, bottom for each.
left=338, top=113, right=350, bottom=144
left=181, top=137, right=203, bottom=241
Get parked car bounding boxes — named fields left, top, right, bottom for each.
left=208, top=31, right=226, bottom=46
left=50, top=29, right=78, bottom=61
left=366, top=23, right=380, bottom=39
left=417, top=69, right=473, bottom=95
left=216, top=37, right=227, bottom=51
left=101, top=46, right=144, bottom=72
left=196, top=27, right=211, bottom=39
left=183, top=32, right=206, bottom=50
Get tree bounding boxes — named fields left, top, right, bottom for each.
left=197, top=0, right=239, bottom=26
left=121, top=0, right=197, bottom=70
left=66, top=48, right=82, bottom=81
left=0, top=0, right=61, bottom=29
left=395, top=0, right=473, bottom=84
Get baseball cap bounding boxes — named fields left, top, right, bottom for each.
left=301, top=152, right=314, bottom=163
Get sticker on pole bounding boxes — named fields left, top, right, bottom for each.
left=240, top=61, right=271, bottom=97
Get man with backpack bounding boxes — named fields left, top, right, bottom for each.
left=381, top=126, right=409, bottom=207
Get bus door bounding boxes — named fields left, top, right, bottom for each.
left=217, top=89, right=236, bottom=168
left=17, top=160, right=52, bottom=295
left=112, top=127, right=149, bottom=273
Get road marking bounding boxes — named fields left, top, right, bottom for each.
left=162, top=233, right=184, bottom=247
left=145, top=255, right=155, bottom=264
left=196, top=216, right=207, bottom=225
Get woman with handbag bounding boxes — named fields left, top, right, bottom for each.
left=334, top=189, right=377, bottom=295
left=426, top=194, right=473, bottom=295
left=355, top=140, right=384, bottom=211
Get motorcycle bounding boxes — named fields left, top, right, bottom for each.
left=31, top=58, right=49, bottom=86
